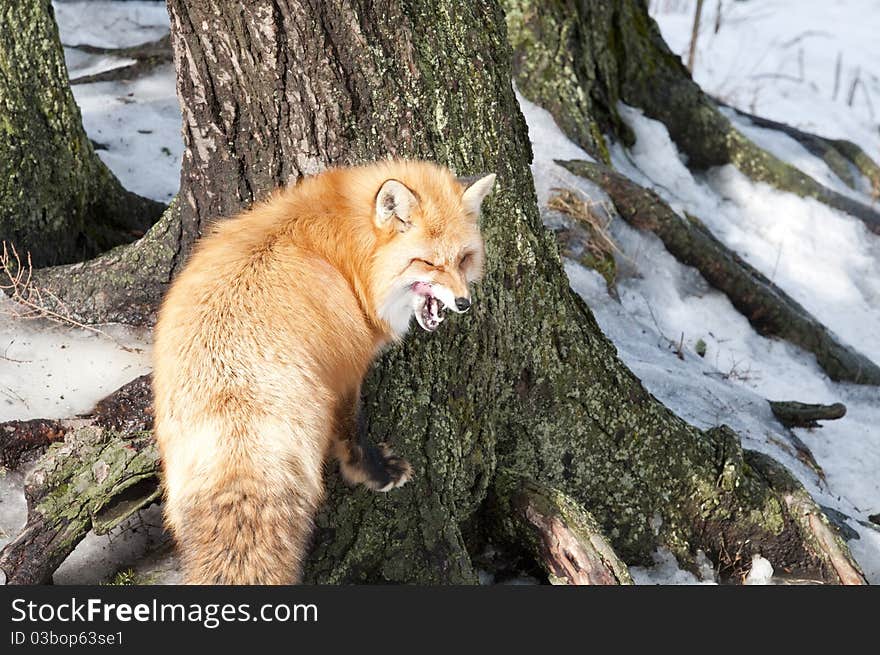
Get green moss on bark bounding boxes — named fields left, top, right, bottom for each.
left=0, top=0, right=164, bottom=267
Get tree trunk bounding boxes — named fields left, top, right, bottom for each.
left=0, top=0, right=164, bottom=267
left=2, top=0, right=865, bottom=585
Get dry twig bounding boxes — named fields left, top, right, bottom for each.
left=1, top=242, right=136, bottom=352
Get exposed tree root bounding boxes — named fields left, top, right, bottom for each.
left=16, top=201, right=184, bottom=327
left=68, top=35, right=173, bottom=85
left=488, top=470, right=632, bottom=584
left=769, top=401, right=847, bottom=430
left=504, top=0, right=880, bottom=233
left=718, top=102, right=880, bottom=195
left=0, top=376, right=159, bottom=584
left=746, top=452, right=865, bottom=585
left=559, top=159, right=880, bottom=385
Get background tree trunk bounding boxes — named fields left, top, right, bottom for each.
left=0, top=0, right=164, bottom=267
left=2, top=0, right=864, bottom=584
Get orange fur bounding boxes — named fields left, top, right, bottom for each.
left=152, top=160, right=493, bottom=584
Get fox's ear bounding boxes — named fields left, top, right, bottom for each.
left=459, top=173, right=497, bottom=219
left=375, top=179, right=418, bottom=232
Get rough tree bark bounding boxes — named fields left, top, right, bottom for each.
left=1, top=0, right=865, bottom=584
left=0, top=0, right=165, bottom=267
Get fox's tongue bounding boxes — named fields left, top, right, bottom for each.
left=414, top=295, right=445, bottom=332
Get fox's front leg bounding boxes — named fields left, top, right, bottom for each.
left=333, top=389, right=412, bottom=492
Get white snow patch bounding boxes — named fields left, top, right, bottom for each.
left=0, top=471, right=27, bottom=554
left=54, top=1, right=171, bottom=49
left=744, top=555, right=775, bottom=585
left=52, top=504, right=173, bottom=585
left=55, top=1, right=183, bottom=203
left=650, top=0, right=880, bottom=158
left=629, top=549, right=718, bottom=585
left=0, top=299, right=152, bottom=421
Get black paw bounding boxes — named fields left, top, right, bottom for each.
left=362, top=442, right=413, bottom=492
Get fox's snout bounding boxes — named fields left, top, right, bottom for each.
left=424, top=273, right=472, bottom=314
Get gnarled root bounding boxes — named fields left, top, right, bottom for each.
left=487, top=469, right=632, bottom=585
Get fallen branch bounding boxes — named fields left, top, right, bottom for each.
left=559, top=159, right=880, bottom=386
left=769, top=400, right=847, bottom=429
left=0, top=419, right=69, bottom=470
left=0, top=376, right=160, bottom=584
left=68, top=35, right=172, bottom=85
left=488, top=469, right=632, bottom=585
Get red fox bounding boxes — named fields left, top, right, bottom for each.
left=152, top=160, right=495, bottom=584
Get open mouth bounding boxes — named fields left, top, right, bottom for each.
left=413, top=293, right=446, bottom=332
left=411, top=282, right=446, bottom=332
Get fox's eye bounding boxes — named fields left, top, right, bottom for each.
left=413, top=258, right=435, bottom=267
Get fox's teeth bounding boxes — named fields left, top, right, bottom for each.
left=413, top=293, right=446, bottom=332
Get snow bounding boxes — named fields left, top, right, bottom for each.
left=650, top=0, right=880, bottom=158
left=0, top=300, right=152, bottom=421
left=56, top=1, right=182, bottom=203
left=610, top=103, right=880, bottom=369
left=53, top=1, right=171, bottom=49
left=0, top=470, right=27, bottom=558
left=744, top=555, right=774, bottom=585
left=630, top=549, right=717, bottom=585
left=52, top=505, right=177, bottom=585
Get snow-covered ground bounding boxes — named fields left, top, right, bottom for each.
left=651, top=0, right=880, bottom=159
left=1, top=1, right=878, bottom=585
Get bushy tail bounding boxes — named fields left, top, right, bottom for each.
left=166, top=470, right=322, bottom=585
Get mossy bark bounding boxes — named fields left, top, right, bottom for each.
left=6, top=0, right=864, bottom=584
left=721, top=102, right=880, bottom=195
left=0, top=0, right=164, bottom=267
left=0, top=377, right=158, bottom=584
left=504, top=0, right=880, bottom=233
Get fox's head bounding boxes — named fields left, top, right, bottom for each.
left=368, top=164, right=495, bottom=337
